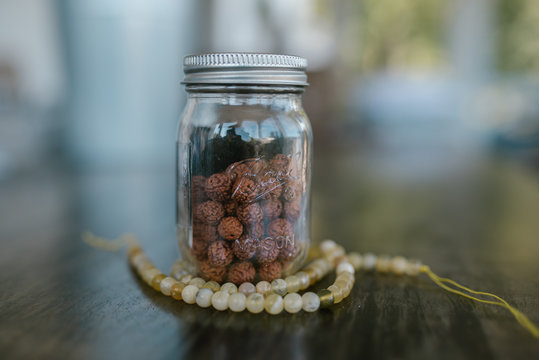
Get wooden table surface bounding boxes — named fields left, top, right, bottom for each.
left=1, top=148, right=538, bottom=359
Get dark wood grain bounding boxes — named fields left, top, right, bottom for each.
left=1, top=151, right=538, bottom=360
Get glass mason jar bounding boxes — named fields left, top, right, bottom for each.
left=176, top=53, right=312, bottom=285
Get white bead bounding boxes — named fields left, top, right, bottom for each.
left=363, top=253, right=377, bottom=270
left=142, top=268, right=160, bottom=284
left=179, top=274, right=193, bottom=284
left=181, top=284, right=199, bottom=304
left=211, top=291, right=229, bottom=311
left=271, top=279, right=287, bottom=296
left=246, top=293, right=265, bottom=314
left=301, top=292, right=320, bottom=312
left=256, top=281, right=272, bottom=295
left=336, top=262, right=354, bottom=275
left=295, top=272, right=310, bottom=290
left=391, top=256, right=407, bottom=275
left=220, top=282, right=238, bottom=294
left=238, top=282, right=256, bottom=295
left=228, top=293, right=247, bottom=312
left=189, top=277, right=206, bottom=288
left=376, top=255, right=391, bottom=273
left=132, top=253, right=149, bottom=268
left=264, top=294, right=284, bottom=315
left=195, top=288, right=213, bottom=308
left=405, top=259, right=423, bottom=276
left=348, top=252, right=363, bottom=270
left=284, top=293, right=303, bottom=314
left=320, top=239, right=337, bottom=253
left=285, top=275, right=301, bottom=293
left=159, top=277, right=177, bottom=296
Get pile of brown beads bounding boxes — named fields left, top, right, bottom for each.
left=190, top=154, right=306, bottom=285
left=130, top=239, right=423, bottom=315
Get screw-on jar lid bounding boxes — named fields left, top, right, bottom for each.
left=183, top=53, right=308, bottom=86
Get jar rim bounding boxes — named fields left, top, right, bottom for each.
left=182, top=53, right=308, bottom=87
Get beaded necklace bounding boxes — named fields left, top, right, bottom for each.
left=84, top=232, right=539, bottom=338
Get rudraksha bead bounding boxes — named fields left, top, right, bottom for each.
left=256, top=237, right=279, bottom=264
left=267, top=218, right=294, bottom=239
left=258, top=261, right=283, bottom=282
left=223, top=201, right=236, bottom=216
left=196, top=200, right=225, bottom=225
left=225, top=161, right=250, bottom=182
left=282, top=181, right=301, bottom=202
left=198, top=261, right=227, bottom=283
left=227, top=262, right=256, bottom=285
left=261, top=199, right=283, bottom=220
left=207, top=240, right=234, bottom=267
left=192, top=222, right=219, bottom=243
left=269, top=154, right=290, bottom=173
left=231, top=177, right=258, bottom=203
left=236, top=202, right=263, bottom=225
left=191, top=237, right=209, bottom=261
left=244, top=221, right=264, bottom=240
left=283, top=201, right=300, bottom=223
left=232, top=235, right=258, bottom=261
left=278, top=240, right=298, bottom=262
left=259, top=173, right=284, bottom=200
left=217, top=216, right=244, bottom=241
left=205, top=172, right=231, bottom=202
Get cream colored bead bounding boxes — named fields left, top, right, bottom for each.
left=285, top=275, right=300, bottom=293
left=246, top=293, right=265, bottom=314
left=159, top=277, right=177, bottom=296
left=320, top=239, right=337, bottom=253
left=211, top=291, right=229, bottom=311
left=202, top=281, right=220, bottom=292
left=271, top=279, right=287, bottom=296
left=283, top=293, right=303, bottom=314
left=189, top=277, right=206, bottom=288
left=181, top=284, right=199, bottom=304
left=132, top=253, right=150, bottom=269
left=405, top=259, right=423, bottom=276
left=238, top=282, right=256, bottom=295
left=348, top=252, right=363, bottom=270
left=170, top=267, right=188, bottom=280
left=376, top=255, right=391, bottom=273
left=295, top=271, right=310, bottom=290
left=255, top=281, right=272, bottom=295
left=328, top=285, right=343, bottom=303
left=362, top=253, right=377, bottom=270
left=142, top=268, right=160, bottom=284
left=336, top=262, right=354, bottom=275
left=195, top=288, right=213, bottom=308
left=228, top=293, right=247, bottom=312
left=179, top=274, right=193, bottom=284
left=301, top=292, right=320, bottom=312
left=220, top=282, right=238, bottom=294
left=390, top=256, right=407, bottom=275
left=264, top=294, right=284, bottom=315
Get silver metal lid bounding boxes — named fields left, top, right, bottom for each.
left=183, top=53, right=308, bottom=86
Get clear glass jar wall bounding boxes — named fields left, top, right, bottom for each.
left=177, top=84, right=312, bottom=285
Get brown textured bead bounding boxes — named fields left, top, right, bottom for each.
left=196, top=200, right=225, bottom=225
left=205, top=173, right=231, bottom=201
left=261, top=199, right=283, bottom=220
left=217, top=216, right=243, bottom=241
left=232, top=235, right=258, bottom=261
left=256, top=237, right=279, bottom=264
left=249, top=158, right=268, bottom=175
left=192, top=175, right=207, bottom=204
left=278, top=239, right=298, bottom=262
left=259, top=173, right=284, bottom=200
left=231, top=177, right=258, bottom=203
left=258, top=261, right=282, bottom=282
left=191, top=237, right=209, bottom=261
left=227, top=262, right=256, bottom=285
left=198, top=260, right=227, bottom=283
left=236, top=202, right=263, bottom=225
left=225, top=161, right=250, bottom=182
left=223, top=201, right=236, bottom=216
left=244, top=221, right=264, bottom=240
left=267, top=218, right=294, bottom=239
left=207, top=240, right=234, bottom=267
left=283, top=201, right=300, bottom=223
left=282, top=181, right=302, bottom=202
left=269, top=154, right=290, bottom=173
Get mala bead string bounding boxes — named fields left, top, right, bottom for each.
left=84, top=233, right=539, bottom=337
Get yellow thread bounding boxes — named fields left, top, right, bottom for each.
left=82, top=231, right=139, bottom=252
left=421, top=265, right=539, bottom=338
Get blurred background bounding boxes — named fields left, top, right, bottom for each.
left=1, top=0, right=539, bottom=255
